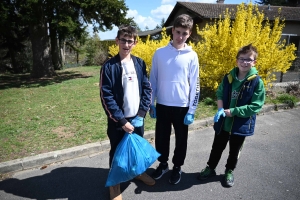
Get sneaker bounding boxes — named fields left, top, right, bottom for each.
left=224, top=169, right=234, bottom=187
left=197, top=166, right=216, bottom=180
left=169, top=166, right=182, bottom=185
left=109, top=184, right=122, bottom=200
left=152, top=163, right=169, bottom=180
left=135, top=172, right=156, bottom=186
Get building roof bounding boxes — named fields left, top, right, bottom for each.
left=138, top=26, right=172, bottom=37
left=165, top=2, right=300, bottom=25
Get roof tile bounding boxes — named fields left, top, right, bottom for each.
left=178, top=2, right=300, bottom=21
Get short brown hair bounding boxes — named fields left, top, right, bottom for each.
left=236, top=44, right=258, bottom=60
left=117, top=25, right=138, bottom=40
left=173, top=14, right=193, bottom=31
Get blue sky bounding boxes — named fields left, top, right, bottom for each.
left=94, top=0, right=248, bottom=40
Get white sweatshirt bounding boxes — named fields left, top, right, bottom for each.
left=150, top=42, right=200, bottom=114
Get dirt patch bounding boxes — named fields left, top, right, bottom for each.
left=52, top=126, right=74, bottom=139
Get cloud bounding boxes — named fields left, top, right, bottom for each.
left=151, top=4, right=174, bottom=20
left=96, top=0, right=217, bottom=40
left=127, top=9, right=158, bottom=30
left=162, top=0, right=216, bottom=4
left=161, top=0, right=175, bottom=4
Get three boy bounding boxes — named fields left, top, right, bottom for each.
left=100, top=14, right=265, bottom=200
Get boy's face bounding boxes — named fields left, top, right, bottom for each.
left=236, top=52, right=256, bottom=74
left=172, top=27, right=191, bottom=48
left=116, top=34, right=137, bottom=57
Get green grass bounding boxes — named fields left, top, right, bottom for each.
left=0, top=66, right=216, bottom=162
left=0, top=66, right=299, bottom=163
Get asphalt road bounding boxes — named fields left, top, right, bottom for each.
left=0, top=108, right=299, bottom=200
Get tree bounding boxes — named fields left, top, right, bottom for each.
left=155, top=18, right=166, bottom=29
left=160, top=18, right=166, bottom=28
left=193, top=3, right=297, bottom=90
left=0, top=0, right=29, bottom=73
left=255, top=0, right=299, bottom=6
left=130, top=20, right=141, bottom=31
left=85, top=33, right=101, bottom=66
left=2, top=0, right=132, bottom=78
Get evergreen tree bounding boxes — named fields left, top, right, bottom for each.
left=2, top=0, right=132, bottom=78
left=255, top=0, right=299, bottom=6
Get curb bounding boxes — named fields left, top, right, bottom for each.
left=1, top=102, right=299, bottom=175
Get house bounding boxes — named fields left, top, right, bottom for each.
left=163, top=1, right=300, bottom=58
left=137, top=1, right=300, bottom=61
left=138, top=26, right=173, bottom=41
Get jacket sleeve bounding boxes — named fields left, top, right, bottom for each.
left=99, top=63, right=127, bottom=125
left=230, top=79, right=265, bottom=117
left=138, top=59, right=152, bottom=117
left=188, top=52, right=200, bottom=114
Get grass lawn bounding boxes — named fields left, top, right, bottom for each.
left=1, top=66, right=299, bottom=163
left=0, top=66, right=217, bottom=162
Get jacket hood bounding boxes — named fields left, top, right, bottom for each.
left=230, top=66, right=258, bottom=80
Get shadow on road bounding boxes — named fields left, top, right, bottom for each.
left=0, top=167, right=227, bottom=200
left=0, top=167, right=111, bottom=200
left=132, top=169, right=224, bottom=195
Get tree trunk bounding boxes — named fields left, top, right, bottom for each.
left=49, top=22, right=63, bottom=70
left=8, top=45, right=19, bottom=73
left=29, top=3, right=55, bottom=78
left=61, top=40, right=65, bottom=65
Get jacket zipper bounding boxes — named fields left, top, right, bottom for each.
left=229, top=81, right=247, bottom=134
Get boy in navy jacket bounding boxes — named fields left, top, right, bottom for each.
left=100, top=25, right=154, bottom=200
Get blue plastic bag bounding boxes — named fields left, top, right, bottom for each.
left=105, top=133, right=160, bottom=187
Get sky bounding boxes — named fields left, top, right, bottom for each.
left=92, top=0, right=249, bottom=40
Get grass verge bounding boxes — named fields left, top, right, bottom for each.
left=0, top=66, right=299, bottom=162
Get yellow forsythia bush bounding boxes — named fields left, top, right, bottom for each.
left=194, top=3, right=297, bottom=90
left=109, top=3, right=296, bottom=91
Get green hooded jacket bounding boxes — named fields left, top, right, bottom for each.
left=216, top=67, right=265, bottom=132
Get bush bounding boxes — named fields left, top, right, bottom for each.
left=277, top=94, right=297, bottom=108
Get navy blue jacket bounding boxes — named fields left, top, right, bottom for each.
left=100, top=54, right=152, bottom=126
left=214, top=74, right=260, bottom=136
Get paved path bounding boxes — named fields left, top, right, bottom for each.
left=0, top=108, right=299, bottom=200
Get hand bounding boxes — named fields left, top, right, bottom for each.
left=149, top=105, right=156, bottom=118
left=214, top=108, right=226, bottom=122
left=131, top=115, right=144, bottom=127
left=184, top=113, right=194, bottom=125
left=122, top=122, right=134, bottom=133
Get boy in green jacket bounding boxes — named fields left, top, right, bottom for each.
left=197, top=44, right=265, bottom=187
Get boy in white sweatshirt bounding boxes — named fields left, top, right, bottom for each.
left=149, top=14, right=200, bottom=185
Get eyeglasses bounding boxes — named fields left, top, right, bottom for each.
left=237, top=58, right=255, bottom=64
left=118, top=38, right=135, bottom=45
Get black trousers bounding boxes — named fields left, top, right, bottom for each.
left=207, top=129, right=246, bottom=171
left=155, top=103, right=189, bottom=167
left=107, top=117, right=144, bottom=167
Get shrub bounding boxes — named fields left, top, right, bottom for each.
left=194, top=3, right=297, bottom=91
left=277, top=93, right=297, bottom=108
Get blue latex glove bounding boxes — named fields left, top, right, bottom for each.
left=214, top=108, right=226, bottom=122
left=184, top=113, right=194, bottom=125
left=131, top=116, right=144, bottom=127
left=149, top=105, right=156, bottom=118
